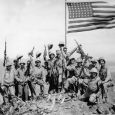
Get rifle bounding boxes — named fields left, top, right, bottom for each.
left=74, top=39, right=92, bottom=60
left=74, top=39, right=86, bottom=58
left=78, top=54, right=90, bottom=78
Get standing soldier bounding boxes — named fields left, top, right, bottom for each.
left=25, top=60, right=36, bottom=100
left=13, top=55, right=23, bottom=97
left=45, top=52, right=58, bottom=94
left=2, top=62, right=15, bottom=101
left=13, top=59, right=20, bottom=97
left=98, top=57, right=113, bottom=102
left=55, top=50, right=66, bottom=92
left=32, top=59, right=44, bottom=98
left=15, top=60, right=29, bottom=101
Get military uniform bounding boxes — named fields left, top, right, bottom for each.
left=98, top=57, right=113, bottom=102
left=2, top=63, right=15, bottom=97
left=55, top=51, right=66, bottom=91
left=80, top=68, right=101, bottom=103
left=32, top=62, right=44, bottom=96
left=3, top=69, right=15, bottom=96
left=15, top=65, right=29, bottom=100
left=46, top=57, right=58, bottom=93
left=64, top=62, right=78, bottom=91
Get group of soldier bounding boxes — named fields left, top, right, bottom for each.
left=0, top=41, right=114, bottom=107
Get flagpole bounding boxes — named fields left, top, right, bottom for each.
left=65, top=0, right=67, bottom=47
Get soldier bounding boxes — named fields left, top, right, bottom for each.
left=55, top=50, right=66, bottom=92
left=64, top=58, right=78, bottom=93
left=88, top=59, right=100, bottom=71
left=45, top=52, right=58, bottom=94
left=13, top=59, right=20, bottom=96
left=15, top=60, right=29, bottom=101
left=98, top=57, right=113, bottom=102
left=32, top=59, right=44, bottom=98
left=80, top=68, right=102, bottom=104
left=2, top=62, right=15, bottom=100
left=25, top=60, right=36, bottom=100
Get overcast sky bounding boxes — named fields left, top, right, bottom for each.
left=0, top=0, right=115, bottom=62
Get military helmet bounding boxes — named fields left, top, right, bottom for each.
left=63, top=47, right=67, bottom=50
left=77, top=58, right=82, bottom=63
left=49, top=52, right=55, bottom=56
left=70, top=58, right=75, bottom=63
left=90, top=68, right=98, bottom=73
left=98, top=57, right=106, bottom=63
left=56, top=50, right=61, bottom=55
left=35, top=59, right=41, bottom=63
left=20, top=59, right=25, bottom=65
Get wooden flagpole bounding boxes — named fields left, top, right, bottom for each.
left=65, top=0, right=67, bottom=47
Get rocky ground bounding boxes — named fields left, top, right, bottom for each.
left=1, top=89, right=115, bottom=115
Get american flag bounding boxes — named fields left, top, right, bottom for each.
left=66, top=1, right=115, bottom=33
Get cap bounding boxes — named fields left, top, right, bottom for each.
left=58, top=41, right=65, bottom=47
left=36, top=52, right=42, bottom=58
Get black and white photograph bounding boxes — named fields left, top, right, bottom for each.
left=0, top=0, right=115, bottom=114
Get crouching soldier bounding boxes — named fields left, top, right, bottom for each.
left=98, top=57, right=113, bottom=103
left=2, top=62, right=15, bottom=102
left=32, top=59, right=44, bottom=98
left=80, top=68, right=101, bottom=104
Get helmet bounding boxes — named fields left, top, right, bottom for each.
left=56, top=50, right=61, bottom=55
left=63, top=47, right=67, bottom=50
left=35, top=59, right=41, bottom=63
left=89, top=94, right=96, bottom=103
left=49, top=52, right=55, bottom=56
left=77, top=58, right=82, bottom=63
left=20, top=59, right=25, bottom=65
left=90, top=68, right=98, bottom=73
left=70, top=58, right=75, bottom=63
left=98, top=57, right=106, bottom=63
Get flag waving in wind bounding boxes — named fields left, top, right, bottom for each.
left=66, top=0, right=115, bottom=33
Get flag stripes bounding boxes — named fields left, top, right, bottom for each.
left=66, top=1, right=115, bottom=33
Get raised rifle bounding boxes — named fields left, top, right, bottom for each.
left=74, top=39, right=86, bottom=58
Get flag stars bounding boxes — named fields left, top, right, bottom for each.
left=68, top=2, right=93, bottom=19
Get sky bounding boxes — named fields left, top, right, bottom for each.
left=0, top=0, right=115, bottom=63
